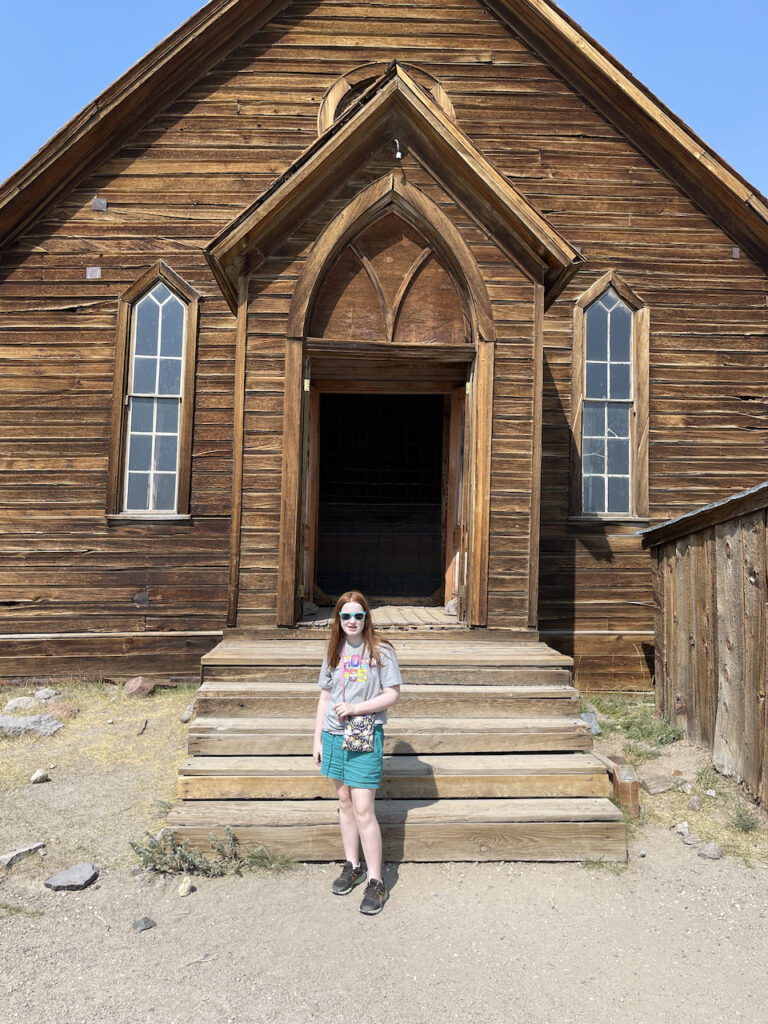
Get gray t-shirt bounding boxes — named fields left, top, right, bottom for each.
left=318, top=641, right=403, bottom=735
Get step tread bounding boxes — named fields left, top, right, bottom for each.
left=198, top=682, right=577, bottom=697
left=202, top=639, right=572, bottom=668
left=168, top=796, right=623, bottom=827
left=190, top=716, right=590, bottom=735
left=179, top=752, right=607, bottom=777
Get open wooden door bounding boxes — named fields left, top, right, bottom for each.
left=302, top=382, right=320, bottom=606
left=443, top=385, right=468, bottom=616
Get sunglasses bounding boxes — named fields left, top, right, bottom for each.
left=339, top=612, right=366, bottom=621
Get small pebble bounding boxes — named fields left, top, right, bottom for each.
left=107, top=719, right=114, bottom=725
left=30, top=769, right=50, bottom=784
left=674, top=822, right=690, bottom=836
left=705, top=789, right=717, bottom=798
left=683, top=834, right=699, bottom=847
left=178, top=875, right=195, bottom=898
left=637, top=851, right=646, bottom=858
left=688, top=796, right=703, bottom=812
left=133, top=916, right=156, bottom=932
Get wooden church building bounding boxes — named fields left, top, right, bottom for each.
left=2, top=0, right=768, bottom=859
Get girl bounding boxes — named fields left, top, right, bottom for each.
left=313, top=590, right=402, bottom=915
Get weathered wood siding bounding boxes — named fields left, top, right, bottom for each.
left=1, top=0, right=767, bottom=680
left=648, top=489, right=768, bottom=808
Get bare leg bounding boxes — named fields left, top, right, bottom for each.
left=350, top=787, right=382, bottom=881
left=334, top=780, right=361, bottom=864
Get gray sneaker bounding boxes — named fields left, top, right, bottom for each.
left=331, top=861, right=367, bottom=895
left=359, top=878, right=388, bottom=915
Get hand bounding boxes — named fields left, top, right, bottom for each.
left=334, top=701, right=358, bottom=720
left=313, top=742, right=323, bottom=766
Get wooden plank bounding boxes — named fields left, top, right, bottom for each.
left=187, top=715, right=592, bottom=755
left=227, top=275, right=248, bottom=626
left=276, top=336, right=304, bottom=625
left=712, top=520, right=744, bottom=780
left=167, top=797, right=626, bottom=861
left=739, top=510, right=765, bottom=798
left=178, top=752, right=610, bottom=800
left=527, top=282, right=543, bottom=628
left=672, top=536, right=694, bottom=736
left=195, top=682, right=580, bottom=718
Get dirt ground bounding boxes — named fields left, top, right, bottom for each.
left=2, top=680, right=768, bottom=1024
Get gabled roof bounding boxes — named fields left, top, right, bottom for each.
left=205, top=62, right=584, bottom=312
left=1, top=0, right=767, bottom=268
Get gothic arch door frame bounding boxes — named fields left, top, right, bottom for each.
left=277, top=175, right=494, bottom=626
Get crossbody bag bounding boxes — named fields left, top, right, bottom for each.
left=340, top=648, right=377, bottom=752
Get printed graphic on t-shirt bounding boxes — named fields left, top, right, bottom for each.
left=342, top=650, right=369, bottom=693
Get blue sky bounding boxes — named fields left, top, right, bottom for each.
left=1, top=0, right=766, bottom=194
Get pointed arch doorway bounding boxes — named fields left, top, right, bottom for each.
left=277, top=181, right=495, bottom=627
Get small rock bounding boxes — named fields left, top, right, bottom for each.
left=672, top=770, right=682, bottom=777
left=639, top=769, right=675, bottom=795
left=1, top=842, right=46, bottom=868
left=705, top=789, right=717, bottom=798
left=678, top=782, right=693, bottom=794
left=579, top=711, right=601, bottom=735
left=637, top=851, right=646, bottom=858
left=180, top=703, right=195, bottom=724
left=178, top=876, right=195, bottom=897
left=0, top=714, right=64, bottom=738
left=133, top=916, right=156, bottom=932
left=688, top=795, right=703, bottom=812
left=107, top=719, right=114, bottom=725
left=125, top=676, right=156, bottom=698
left=3, top=696, right=38, bottom=713
left=683, top=834, right=699, bottom=847
left=44, top=863, right=99, bottom=891
left=34, top=688, right=60, bottom=702
left=30, top=769, right=50, bottom=784
left=48, top=701, right=79, bottom=721
left=674, top=821, right=690, bottom=836
left=698, top=843, right=723, bottom=861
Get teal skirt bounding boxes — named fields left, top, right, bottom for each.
left=321, top=726, right=384, bottom=789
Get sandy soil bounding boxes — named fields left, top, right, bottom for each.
left=2, top=682, right=768, bottom=1024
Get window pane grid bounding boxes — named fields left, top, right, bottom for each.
left=123, top=283, right=185, bottom=513
left=582, top=288, right=634, bottom=515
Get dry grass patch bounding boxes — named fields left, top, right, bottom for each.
left=0, top=677, right=191, bottom=792
left=643, top=772, right=768, bottom=866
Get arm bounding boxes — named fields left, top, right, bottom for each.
left=334, top=685, right=400, bottom=720
left=313, top=688, right=331, bottom=765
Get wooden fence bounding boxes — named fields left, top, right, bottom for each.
left=642, top=482, right=768, bottom=807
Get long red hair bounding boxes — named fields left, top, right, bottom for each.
left=325, top=590, right=393, bottom=668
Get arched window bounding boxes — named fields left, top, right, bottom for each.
left=571, top=274, right=649, bottom=519
left=107, top=263, right=199, bottom=517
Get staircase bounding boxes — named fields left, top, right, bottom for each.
left=167, top=633, right=626, bottom=862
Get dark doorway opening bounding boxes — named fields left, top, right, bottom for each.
left=316, top=393, right=444, bottom=599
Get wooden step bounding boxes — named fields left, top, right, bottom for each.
left=167, top=797, right=627, bottom=862
left=194, top=681, right=580, bottom=718
left=188, top=716, right=592, bottom=755
left=177, top=753, right=611, bottom=800
left=203, top=664, right=572, bottom=685
left=201, top=638, right=573, bottom=679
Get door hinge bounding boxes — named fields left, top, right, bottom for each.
left=465, top=382, right=470, bottom=395
left=458, top=584, right=466, bottom=597
left=303, top=378, right=310, bottom=392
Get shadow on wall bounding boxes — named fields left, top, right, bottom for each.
left=537, top=356, right=613, bottom=663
